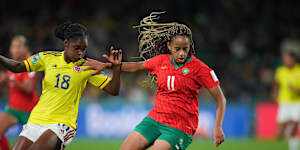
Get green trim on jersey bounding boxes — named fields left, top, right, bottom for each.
left=134, top=116, right=193, bottom=150
left=4, top=106, right=31, bottom=124
left=170, top=56, right=192, bottom=69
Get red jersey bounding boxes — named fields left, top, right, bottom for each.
left=144, top=54, right=219, bottom=135
left=7, top=71, right=38, bottom=112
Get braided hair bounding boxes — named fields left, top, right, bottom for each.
left=134, top=12, right=194, bottom=60
left=134, top=12, right=194, bottom=87
left=54, top=21, right=88, bottom=41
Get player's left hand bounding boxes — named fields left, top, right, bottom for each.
left=82, top=58, right=112, bottom=76
left=213, top=126, right=225, bottom=147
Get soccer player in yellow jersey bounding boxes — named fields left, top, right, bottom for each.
left=271, top=39, right=300, bottom=150
left=0, top=22, right=122, bottom=150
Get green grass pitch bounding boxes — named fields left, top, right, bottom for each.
left=62, top=139, right=287, bottom=150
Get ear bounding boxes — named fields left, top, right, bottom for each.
left=167, top=41, right=172, bottom=51
left=64, top=40, right=69, bottom=48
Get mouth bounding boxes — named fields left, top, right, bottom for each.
left=177, top=58, right=186, bottom=63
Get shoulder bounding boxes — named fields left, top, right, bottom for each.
left=276, top=65, right=286, bottom=74
left=150, top=54, right=169, bottom=60
left=190, top=56, right=210, bottom=69
left=37, top=51, right=63, bottom=60
left=146, top=54, right=169, bottom=63
left=40, top=50, right=63, bottom=57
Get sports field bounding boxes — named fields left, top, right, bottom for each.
left=62, top=139, right=287, bottom=150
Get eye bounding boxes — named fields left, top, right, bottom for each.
left=74, top=46, right=80, bottom=50
left=176, top=47, right=181, bottom=51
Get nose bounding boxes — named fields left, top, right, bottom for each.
left=179, top=50, right=186, bottom=57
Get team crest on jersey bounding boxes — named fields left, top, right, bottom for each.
left=31, top=53, right=40, bottom=63
left=182, top=68, right=189, bottom=75
left=74, top=66, right=82, bottom=72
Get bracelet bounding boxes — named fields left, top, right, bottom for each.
left=120, top=62, right=123, bottom=70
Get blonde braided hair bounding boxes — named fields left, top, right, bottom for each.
left=133, top=12, right=195, bottom=88
left=133, top=12, right=195, bottom=60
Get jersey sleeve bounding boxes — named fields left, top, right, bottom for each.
left=274, top=67, right=281, bottom=83
left=196, top=62, right=220, bottom=89
left=24, top=72, right=37, bottom=80
left=23, top=52, right=45, bottom=72
left=88, top=72, right=111, bottom=89
left=144, top=55, right=162, bottom=74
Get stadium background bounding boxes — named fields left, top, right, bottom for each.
left=0, top=0, right=299, bottom=149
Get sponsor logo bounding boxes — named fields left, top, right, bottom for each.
left=74, top=66, right=82, bottom=72
left=31, top=53, right=40, bottom=63
left=182, top=68, right=189, bottom=75
left=52, top=64, right=57, bottom=68
left=161, top=66, right=167, bottom=69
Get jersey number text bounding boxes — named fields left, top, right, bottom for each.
left=55, top=74, right=71, bottom=89
left=167, top=76, right=175, bottom=90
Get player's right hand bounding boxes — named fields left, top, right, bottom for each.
left=82, top=59, right=112, bottom=76
left=213, top=126, right=225, bottom=148
left=102, top=46, right=122, bottom=65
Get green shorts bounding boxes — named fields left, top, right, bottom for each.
left=4, top=106, right=31, bottom=125
left=134, top=116, right=193, bottom=150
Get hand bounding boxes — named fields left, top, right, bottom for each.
left=82, top=58, right=112, bottom=76
left=213, top=126, right=225, bottom=147
left=0, top=72, right=7, bottom=83
left=102, top=46, right=122, bottom=65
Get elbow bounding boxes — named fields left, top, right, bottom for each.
left=111, top=90, right=120, bottom=96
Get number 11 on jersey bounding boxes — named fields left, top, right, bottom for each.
left=167, top=76, right=175, bottom=90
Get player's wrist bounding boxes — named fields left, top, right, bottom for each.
left=112, top=63, right=121, bottom=70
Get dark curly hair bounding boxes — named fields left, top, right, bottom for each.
left=54, top=21, right=88, bottom=41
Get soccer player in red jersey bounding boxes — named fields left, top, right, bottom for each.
left=0, top=36, right=38, bottom=150
left=84, top=12, right=226, bottom=150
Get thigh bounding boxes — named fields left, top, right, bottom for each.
left=157, top=125, right=193, bottom=150
left=276, top=122, right=288, bottom=139
left=12, top=136, right=33, bottom=150
left=121, top=117, right=161, bottom=150
left=28, top=129, right=62, bottom=150
left=289, top=121, right=299, bottom=137
left=151, top=140, right=172, bottom=150
left=0, top=112, right=17, bottom=136
left=120, top=131, right=150, bottom=150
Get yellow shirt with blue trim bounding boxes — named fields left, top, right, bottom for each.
left=275, top=63, right=300, bottom=103
left=24, top=51, right=111, bottom=129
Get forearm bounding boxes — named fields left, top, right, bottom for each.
left=215, top=97, right=226, bottom=128
left=0, top=55, right=26, bottom=73
left=13, top=81, right=33, bottom=94
left=108, top=64, right=121, bottom=96
left=121, top=62, right=146, bottom=72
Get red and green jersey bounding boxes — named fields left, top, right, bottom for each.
left=144, top=54, right=219, bottom=135
left=7, top=71, right=39, bottom=112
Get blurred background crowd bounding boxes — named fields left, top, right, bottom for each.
left=0, top=0, right=300, bottom=105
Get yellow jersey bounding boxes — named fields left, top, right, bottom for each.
left=275, top=63, right=300, bottom=103
left=24, top=51, right=111, bottom=129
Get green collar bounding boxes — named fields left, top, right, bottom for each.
left=170, top=56, right=192, bottom=69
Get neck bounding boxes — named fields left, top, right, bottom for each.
left=287, top=63, right=296, bottom=69
left=64, top=51, right=72, bottom=63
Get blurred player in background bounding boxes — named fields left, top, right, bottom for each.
left=0, top=22, right=122, bottom=150
left=0, top=36, right=38, bottom=150
left=85, top=12, right=226, bottom=150
left=271, top=39, right=300, bottom=150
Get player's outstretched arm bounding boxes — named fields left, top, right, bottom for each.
left=102, top=47, right=122, bottom=96
left=0, top=55, right=26, bottom=73
left=120, top=61, right=147, bottom=72
left=208, top=85, right=226, bottom=148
